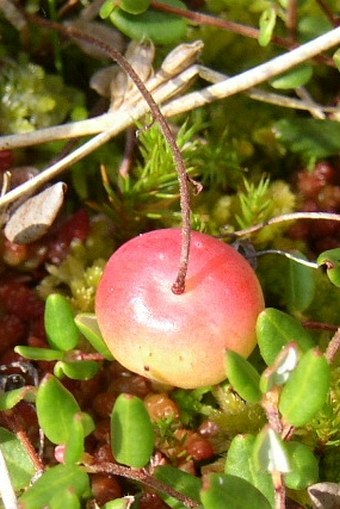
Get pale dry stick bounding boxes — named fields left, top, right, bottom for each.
left=196, top=66, right=336, bottom=116
left=1, top=39, right=336, bottom=152
left=254, top=249, right=319, bottom=269
left=0, top=42, right=203, bottom=151
left=162, top=26, right=340, bottom=117
left=227, top=211, right=340, bottom=238
left=0, top=63, right=202, bottom=209
left=0, top=27, right=339, bottom=208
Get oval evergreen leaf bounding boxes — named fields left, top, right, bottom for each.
left=64, top=414, right=86, bottom=465
left=256, top=308, right=315, bottom=365
left=45, top=294, right=80, bottom=351
left=53, top=360, right=100, bottom=380
left=286, top=252, right=315, bottom=312
left=36, top=374, right=81, bottom=444
left=258, top=7, right=276, bottom=47
left=111, top=393, right=155, bottom=468
left=14, top=345, right=64, bottom=361
left=19, top=464, right=90, bottom=508
left=225, top=434, right=275, bottom=507
left=270, top=64, right=313, bottom=89
left=317, top=248, right=340, bottom=288
left=284, top=441, right=318, bottom=490
left=0, top=427, right=36, bottom=491
left=200, top=473, right=272, bottom=509
left=154, top=465, right=201, bottom=509
left=109, top=0, right=187, bottom=44
left=279, top=348, right=331, bottom=427
left=75, top=313, right=114, bottom=360
left=225, top=350, right=261, bottom=403
left=0, top=387, right=35, bottom=410
left=120, top=0, right=150, bottom=15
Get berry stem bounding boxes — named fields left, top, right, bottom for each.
left=23, top=12, right=192, bottom=295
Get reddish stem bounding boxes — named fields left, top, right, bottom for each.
left=84, top=460, right=200, bottom=508
left=150, top=1, right=335, bottom=66
left=24, top=12, right=192, bottom=295
left=286, top=0, right=298, bottom=43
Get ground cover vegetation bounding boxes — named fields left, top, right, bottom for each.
left=0, top=1, right=340, bottom=508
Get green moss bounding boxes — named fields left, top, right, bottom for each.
left=0, top=58, right=85, bottom=134
left=37, top=216, right=115, bottom=312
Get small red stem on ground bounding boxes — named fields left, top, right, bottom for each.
left=84, top=461, right=200, bottom=508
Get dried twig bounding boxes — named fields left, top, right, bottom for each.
left=225, top=211, right=340, bottom=238
left=0, top=27, right=339, bottom=211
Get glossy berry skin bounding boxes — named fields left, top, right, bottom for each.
left=95, top=229, right=264, bottom=388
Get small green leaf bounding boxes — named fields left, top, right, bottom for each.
left=64, top=414, right=87, bottom=465
left=285, top=252, right=315, bottom=312
left=334, top=48, right=340, bottom=71
left=100, top=0, right=116, bottom=18
left=200, top=473, right=272, bottom=509
left=19, top=464, right=91, bottom=508
left=53, top=360, right=100, bottom=380
left=279, top=348, right=331, bottom=427
left=317, top=248, right=340, bottom=287
left=270, top=64, right=313, bottom=89
left=75, top=313, right=114, bottom=360
left=256, top=308, right=314, bottom=365
left=225, top=434, right=275, bottom=507
left=36, top=374, right=81, bottom=444
left=103, top=497, right=134, bottom=509
left=258, top=7, right=276, bottom=47
left=119, top=0, right=151, bottom=15
left=284, top=441, right=318, bottom=489
left=0, top=427, right=36, bottom=490
left=14, top=345, right=64, bottom=361
left=111, top=394, right=155, bottom=468
left=225, top=350, right=261, bottom=403
left=109, top=0, right=187, bottom=44
left=45, top=294, right=80, bottom=351
left=0, top=386, right=35, bottom=410
left=252, top=426, right=290, bottom=473
left=154, top=465, right=201, bottom=509
left=274, top=118, right=340, bottom=161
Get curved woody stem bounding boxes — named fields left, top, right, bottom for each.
left=25, top=12, right=192, bottom=295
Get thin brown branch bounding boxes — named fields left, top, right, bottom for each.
left=84, top=461, right=200, bottom=508
left=24, top=11, right=192, bottom=295
left=286, top=0, right=298, bottom=43
left=150, top=0, right=334, bottom=66
left=303, top=321, right=339, bottom=332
